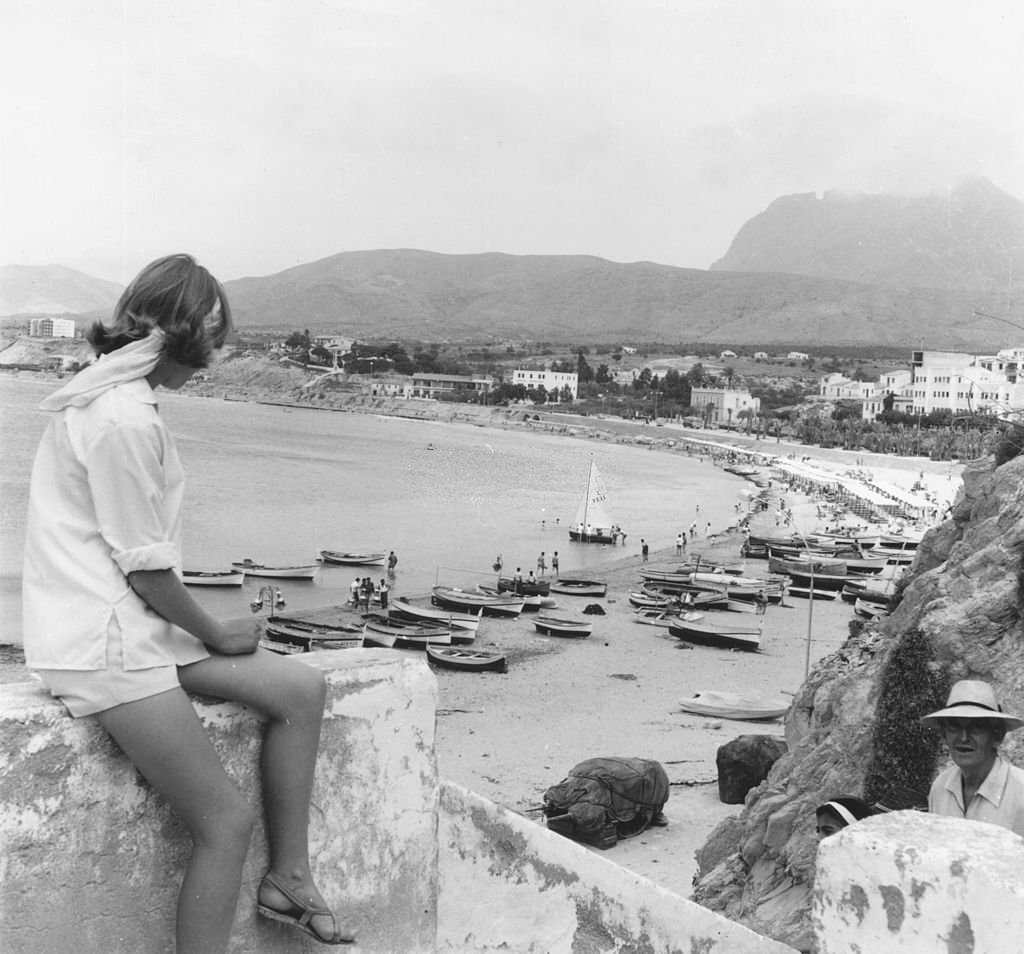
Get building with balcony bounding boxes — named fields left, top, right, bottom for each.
left=511, top=368, right=579, bottom=400
left=690, top=386, right=760, bottom=426
left=860, top=350, right=1024, bottom=421
left=408, top=372, right=495, bottom=400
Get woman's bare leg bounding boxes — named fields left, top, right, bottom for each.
left=97, top=689, right=257, bottom=954
left=179, top=649, right=345, bottom=940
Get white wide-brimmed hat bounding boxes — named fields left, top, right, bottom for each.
left=921, top=680, right=1023, bottom=731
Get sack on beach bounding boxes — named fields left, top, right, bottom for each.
left=542, top=756, right=669, bottom=849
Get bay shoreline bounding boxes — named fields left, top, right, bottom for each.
left=0, top=373, right=962, bottom=900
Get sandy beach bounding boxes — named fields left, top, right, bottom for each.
left=0, top=375, right=962, bottom=902
left=423, top=437, right=958, bottom=898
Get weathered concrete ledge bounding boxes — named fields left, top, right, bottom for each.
left=813, top=811, right=1024, bottom=953
left=437, top=781, right=799, bottom=954
left=0, top=650, right=438, bottom=954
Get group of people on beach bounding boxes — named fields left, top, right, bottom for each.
left=348, top=576, right=389, bottom=610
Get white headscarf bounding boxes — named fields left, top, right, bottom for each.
left=39, top=330, right=166, bottom=412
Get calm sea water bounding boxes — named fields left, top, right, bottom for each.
left=0, top=377, right=749, bottom=642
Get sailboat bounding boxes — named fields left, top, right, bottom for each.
left=568, top=460, right=620, bottom=544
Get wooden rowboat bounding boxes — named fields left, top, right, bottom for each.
left=362, top=614, right=452, bottom=647
left=431, top=586, right=524, bottom=617
left=319, top=550, right=386, bottom=566
left=679, top=690, right=790, bottom=721
left=183, top=569, right=245, bottom=587
left=632, top=609, right=703, bottom=628
left=426, top=646, right=508, bottom=673
left=548, top=578, right=608, bottom=597
left=668, top=618, right=761, bottom=652
left=261, top=616, right=363, bottom=654
left=533, top=615, right=593, bottom=638
left=231, top=559, right=319, bottom=581
left=389, top=598, right=482, bottom=632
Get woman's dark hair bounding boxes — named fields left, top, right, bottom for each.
left=815, top=796, right=875, bottom=824
left=88, top=254, right=232, bottom=368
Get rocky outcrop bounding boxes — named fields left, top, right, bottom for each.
left=692, top=452, right=1024, bottom=950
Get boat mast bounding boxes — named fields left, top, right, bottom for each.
left=583, top=460, right=594, bottom=538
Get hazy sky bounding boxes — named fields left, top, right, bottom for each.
left=2, top=1, right=1021, bottom=283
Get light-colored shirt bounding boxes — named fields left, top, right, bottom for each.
left=23, top=378, right=208, bottom=671
left=928, top=755, right=1024, bottom=838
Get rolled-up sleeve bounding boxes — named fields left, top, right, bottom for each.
left=84, top=417, right=178, bottom=575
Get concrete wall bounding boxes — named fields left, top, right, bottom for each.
left=812, top=811, right=1024, bottom=953
left=437, top=782, right=799, bottom=954
left=0, top=650, right=438, bottom=954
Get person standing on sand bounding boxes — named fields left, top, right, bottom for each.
left=675, top=533, right=683, bottom=556
left=20, top=254, right=353, bottom=950
left=641, top=539, right=649, bottom=563
left=513, top=567, right=524, bottom=594
left=537, top=551, right=546, bottom=576
left=378, top=578, right=389, bottom=609
left=551, top=551, right=559, bottom=578
left=349, top=577, right=360, bottom=607
left=386, top=550, right=398, bottom=578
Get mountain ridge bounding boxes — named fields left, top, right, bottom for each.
left=3, top=178, right=1022, bottom=349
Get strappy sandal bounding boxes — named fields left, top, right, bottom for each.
left=257, top=872, right=356, bottom=945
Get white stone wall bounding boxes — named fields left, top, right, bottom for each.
left=437, top=782, right=799, bottom=954
left=813, top=811, right=1024, bottom=953
left=0, top=650, right=438, bottom=954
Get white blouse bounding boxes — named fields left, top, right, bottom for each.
left=22, top=378, right=208, bottom=671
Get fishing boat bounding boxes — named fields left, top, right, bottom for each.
left=632, top=608, right=703, bottom=628
left=261, top=616, right=363, bottom=654
left=668, top=618, right=761, bottom=652
left=548, top=578, right=608, bottom=597
left=388, top=598, right=482, bottom=632
left=231, top=559, right=319, bottom=581
left=182, top=569, right=245, bottom=587
left=426, top=646, right=508, bottom=673
left=477, top=583, right=553, bottom=612
left=768, top=555, right=847, bottom=576
left=362, top=614, right=452, bottom=648
left=532, top=615, right=593, bottom=638
left=784, top=569, right=849, bottom=592
left=319, top=550, right=386, bottom=566
left=679, top=690, right=790, bottom=721
left=431, top=586, right=524, bottom=617
left=628, top=591, right=672, bottom=609
left=787, top=585, right=839, bottom=601
left=568, top=460, right=620, bottom=544
left=495, top=576, right=551, bottom=596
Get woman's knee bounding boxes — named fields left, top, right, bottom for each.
left=276, top=662, right=327, bottom=720
left=194, top=792, right=257, bottom=850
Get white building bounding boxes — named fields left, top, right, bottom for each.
left=511, top=368, right=579, bottom=400
left=861, top=350, right=1024, bottom=421
left=690, top=387, right=760, bottom=427
left=819, top=373, right=875, bottom=401
left=29, top=317, right=76, bottom=338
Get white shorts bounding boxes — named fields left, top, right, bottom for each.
left=34, top=616, right=184, bottom=718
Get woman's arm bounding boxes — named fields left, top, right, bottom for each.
left=128, top=568, right=262, bottom=655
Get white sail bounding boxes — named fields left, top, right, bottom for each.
left=573, top=461, right=614, bottom=532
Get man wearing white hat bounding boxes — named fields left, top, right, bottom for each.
left=922, top=679, right=1024, bottom=837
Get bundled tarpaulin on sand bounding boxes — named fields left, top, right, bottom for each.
left=542, top=757, right=669, bottom=849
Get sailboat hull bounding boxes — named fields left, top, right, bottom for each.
left=568, top=528, right=616, bottom=544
